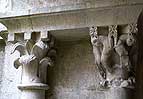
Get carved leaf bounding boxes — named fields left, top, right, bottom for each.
left=40, top=57, right=53, bottom=67
left=11, top=43, right=25, bottom=56
left=14, top=58, right=22, bottom=69
left=31, top=40, right=49, bottom=60
left=25, top=39, right=35, bottom=55
left=39, top=57, right=53, bottom=83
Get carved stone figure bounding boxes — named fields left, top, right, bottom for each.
left=90, top=24, right=137, bottom=88
left=115, top=32, right=135, bottom=71
left=110, top=32, right=136, bottom=88
left=90, top=26, right=114, bottom=81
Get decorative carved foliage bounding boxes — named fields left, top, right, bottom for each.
left=11, top=43, right=26, bottom=56
left=109, top=25, right=117, bottom=34
left=129, top=23, right=138, bottom=33
left=25, top=39, right=35, bottom=54
left=11, top=33, right=56, bottom=84
left=90, top=24, right=137, bottom=89
left=108, top=25, right=118, bottom=47
left=31, top=40, right=49, bottom=60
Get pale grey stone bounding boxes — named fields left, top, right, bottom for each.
left=0, top=0, right=142, bottom=99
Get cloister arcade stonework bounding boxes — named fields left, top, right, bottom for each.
left=0, top=0, right=142, bottom=99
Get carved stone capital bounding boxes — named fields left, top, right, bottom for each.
left=89, top=24, right=137, bottom=89
left=11, top=32, right=57, bottom=89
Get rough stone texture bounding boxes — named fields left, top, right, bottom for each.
left=0, top=0, right=142, bottom=18
left=0, top=0, right=142, bottom=99
left=1, top=5, right=142, bottom=33
left=0, top=38, right=135, bottom=99
left=47, top=40, right=102, bottom=99
left=0, top=40, right=5, bottom=93
left=0, top=42, right=22, bottom=99
left=46, top=39, right=134, bottom=99
left=0, top=0, right=142, bottom=33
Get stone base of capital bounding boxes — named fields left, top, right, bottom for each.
left=18, top=83, right=49, bottom=99
left=17, top=83, right=49, bottom=90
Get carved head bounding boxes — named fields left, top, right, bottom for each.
left=126, top=33, right=136, bottom=46
left=91, top=37, right=101, bottom=47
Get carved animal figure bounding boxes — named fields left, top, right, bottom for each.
left=115, top=32, right=136, bottom=72
left=90, top=27, right=114, bottom=80
left=90, top=26, right=137, bottom=88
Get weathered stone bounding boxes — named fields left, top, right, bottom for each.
left=7, top=33, right=14, bottom=41
left=0, top=0, right=142, bottom=99
left=11, top=33, right=56, bottom=99
left=24, top=32, right=31, bottom=40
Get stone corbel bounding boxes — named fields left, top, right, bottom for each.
left=11, top=31, right=56, bottom=99
left=89, top=24, right=137, bottom=89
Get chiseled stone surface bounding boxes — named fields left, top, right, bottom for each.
left=45, top=40, right=135, bottom=99
left=1, top=5, right=142, bottom=33
left=0, top=29, right=136, bottom=99
left=44, top=40, right=98, bottom=99
left=0, top=42, right=22, bottom=99
left=0, top=34, right=135, bottom=99
left=0, top=0, right=142, bottom=18
left=47, top=40, right=99, bottom=99
left=0, top=41, right=5, bottom=92
left=0, top=0, right=142, bottom=33
left=0, top=0, right=141, bottom=99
